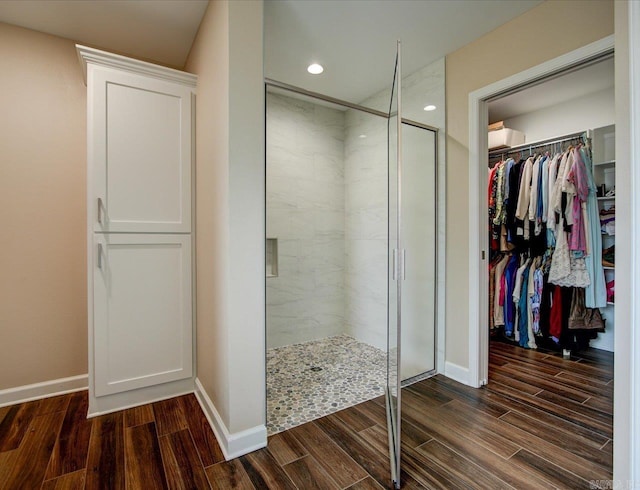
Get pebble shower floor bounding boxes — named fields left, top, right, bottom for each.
left=266, top=335, right=387, bottom=434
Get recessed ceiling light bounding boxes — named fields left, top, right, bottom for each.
left=307, top=63, right=324, bottom=75
left=359, top=134, right=367, bottom=139
left=424, top=104, right=437, bottom=111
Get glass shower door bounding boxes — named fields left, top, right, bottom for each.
left=400, top=123, right=437, bottom=380
left=386, top=41, right=402, bottom=490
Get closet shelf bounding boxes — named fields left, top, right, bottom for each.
left=603, top=266, right=615, bottom=270
left=593, top=159, right=615, bottom=167
left=597, top=196, right=615, bottom=201
left=607, top=301, right=615, bottom=306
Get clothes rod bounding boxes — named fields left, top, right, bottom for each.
left=488, top=130, right=589, bottom=157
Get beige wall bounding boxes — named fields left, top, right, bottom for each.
left=0, top=23, right=87, bottom=389
left=184, top=0, right=231, bottom=428
left=445, top=0, right=614, bottom=368
left=186, top=0, right=265, bottom=437
left=226, top=0, right=265, bottom=434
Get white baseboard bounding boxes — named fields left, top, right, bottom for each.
left=194, top=378, right=267, bottom=460
left=0, top=374, right=88, bottom=407
left=87, top=377, right=195, bottom=417
left=444, top=361, right=470, bottom=386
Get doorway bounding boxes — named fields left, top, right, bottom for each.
left=467, top=35, right=615, bottom=387
left=486, top=57, right=615, bottom=356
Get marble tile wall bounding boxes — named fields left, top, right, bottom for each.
left=266, top=93, right=346, bottom=348
left=344, top=110, right=388, bottom=350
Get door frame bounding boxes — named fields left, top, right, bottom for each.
left=468, top=29, right=640, bottom=481
left=622, top=0, right=640, bottom=479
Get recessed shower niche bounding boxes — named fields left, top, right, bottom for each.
left=266, top=238, right=278, bottom=278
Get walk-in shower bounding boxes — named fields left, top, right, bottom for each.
left=265, top=72, right=439, bottom=435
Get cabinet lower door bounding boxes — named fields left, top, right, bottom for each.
left=93, top=233, right=192, bottom=396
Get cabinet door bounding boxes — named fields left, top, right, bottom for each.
left=89, top=65, right=193, bottom=233
left=93, top=234, right=193, bottom=396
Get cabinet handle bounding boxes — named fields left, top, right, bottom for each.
left=401, top=249, right=406, bottom=281
left=97, top=198, right=103, bottom=225
left=97, top=243, right=103, bottom=269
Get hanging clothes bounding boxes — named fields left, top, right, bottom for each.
left=515, top=157, right=534, bottom=240
left=546, top=154, right=560, bottom=247
left=567, top=148, right=589, bottom=254
left=487, top=136, right=606, bottom=351
left=503, top=255, right=519, bottom=336
left=581, top=147, right=607, bottom=308
left=491, top=254, right=510, bottom=328
left=548, top=208, right=591, bottom=288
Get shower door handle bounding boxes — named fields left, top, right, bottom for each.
left=392, top=249, right=398, bottom=281
left=392, top=249, right=405, bottom=281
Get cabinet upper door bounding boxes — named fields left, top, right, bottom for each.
left=89, top=65, right=193, bottom=233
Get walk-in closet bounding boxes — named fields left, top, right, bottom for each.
left=484, top=55, right=614, bottom=463
left=487, top=56, right=615, bottom=354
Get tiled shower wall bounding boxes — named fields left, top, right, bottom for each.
left=344, top=107, right=388, bottom=351
left=266, top=93, right=346, bottom=348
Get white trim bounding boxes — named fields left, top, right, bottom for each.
left=76, top=44, right=197, bottom=87
left=437, top=65, right=448, bottom=375
left=87, top=377, right=195, bottom=417
left=468, top=94, right=490, bottom=389
left=86, top=388, right=194, bottom=418
left=0, top=375, right=88, bottom=407
left=194, top=378, right=267, bottom=460
left=627, top=1, right=640, bottom=480
left=443, top=361, right=470, bottom=386
left=467, top=35, right=615, bottom=388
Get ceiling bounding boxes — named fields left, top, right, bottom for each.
left=0, top=0, right=542, bottom=102
left=264, top=0, right=542, bottom=104
left=489, top=56, right=615, bottom=122
left=0, top=0, right=208, bottom=68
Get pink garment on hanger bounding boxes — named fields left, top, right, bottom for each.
left=567, top=148, right=589, bottom=253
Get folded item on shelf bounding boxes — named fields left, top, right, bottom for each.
left=601, top=221, right=615, bottom=236
left=607, top=280, right=615, bottom=304
left=602, top=245, right=615, bottom=267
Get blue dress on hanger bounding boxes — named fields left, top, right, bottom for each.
left=581, top=147, right=607, bottom=308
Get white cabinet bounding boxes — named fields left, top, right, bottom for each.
left=78, top=45, right=197, bottom=414
left=93, top=234, right=192, bottom=396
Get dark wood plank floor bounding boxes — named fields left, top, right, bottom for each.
left=0, top=341, right=613, bottom=489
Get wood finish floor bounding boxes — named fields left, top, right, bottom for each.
left=0, top=341, right=613, bottom=489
